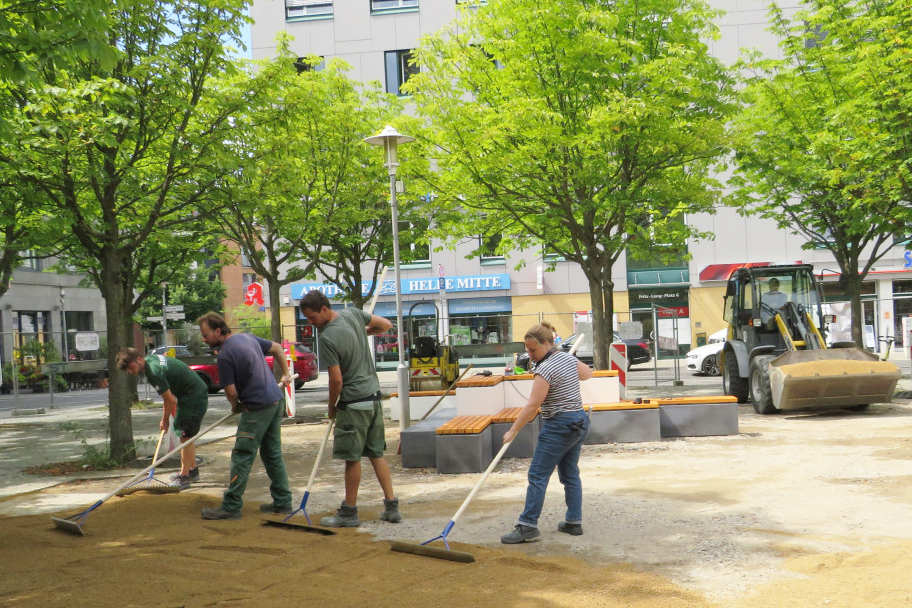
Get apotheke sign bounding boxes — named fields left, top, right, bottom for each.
left=291, top=274, right=510, bottom=300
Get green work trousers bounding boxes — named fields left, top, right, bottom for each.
left=221, top=400, right=292, bottom=512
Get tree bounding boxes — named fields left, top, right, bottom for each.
left=213, top=39, right=404, bottom=332
left=404, top=0, right=735, bottom=368
left=729, top=0, right=912, bottom=346
left=135, top=260, right=227, bottom=341
left=4, top=0, right=249, bottom=462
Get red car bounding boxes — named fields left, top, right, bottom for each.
left=187, top=342, right=318, bottom=394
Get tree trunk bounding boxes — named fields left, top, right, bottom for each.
left=846, top=273, right=864, bottom=348
left=268, top=278, right=283, bottom=343
left=101, top=250, right=136, bottom=464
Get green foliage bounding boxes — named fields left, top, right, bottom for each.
left=0, top=0, right=250, bottom=462
left=729, top=0, right=912, bottom=342
left=404, top=0, right=735, bottom=366
left=227, top=304, right=272, bottom=340
left=58, top=422, right=121, bottom=470
left=211, top=36, right=407, bottom=323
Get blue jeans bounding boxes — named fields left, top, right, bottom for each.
left=518, top=409, right=589, bottom=528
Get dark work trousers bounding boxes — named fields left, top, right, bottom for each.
left=220, top=400, right=292, bottom=512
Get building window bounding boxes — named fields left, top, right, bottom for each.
left=385, top=49, right=418, bottom=96
left=293, top=56, right=325, bottom=73
left=372, top=0, right=418, bottom=11
left=286, top=0, right=333, bottom=19
left=480, top=233, right=504, bottom=264
left=19, top=250, right=42, bottom=271
left=242, top=273, right=259, bottom=289
left=399, top=220, right=431, bottom=266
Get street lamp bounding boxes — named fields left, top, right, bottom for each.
left=365, top=125, right=415, bottom=431
left=59, top=288, right=68, bottom=362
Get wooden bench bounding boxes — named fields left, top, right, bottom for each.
left=435, top=415, right=495, bottom=473
left=435, top=415, right=493, bottom=435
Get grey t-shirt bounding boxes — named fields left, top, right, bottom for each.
left=319, top=308, right=380, bottom=406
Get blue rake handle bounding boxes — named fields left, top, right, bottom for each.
left=420, top=439, right=513, bottom=550
left=284, top=417, right=335, bottom=524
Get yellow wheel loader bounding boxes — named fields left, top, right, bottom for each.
left=407, top=301, right=460, bottom=392
left=721, top=264, right=901, bottom=414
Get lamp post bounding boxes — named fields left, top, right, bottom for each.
left=365, top=125, right=414, bottom=431
left=59, top=288, right=68, bottom=362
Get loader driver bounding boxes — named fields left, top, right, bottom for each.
left=760, top=278, right=789, bottom=325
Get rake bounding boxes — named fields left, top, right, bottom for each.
left=52, top=411, right=235, bottom=536
left=116, top=429, right=179, bottom=496
left=391, top=439, right=513, bottom=563
left=263, top=417, right=336, bottom=535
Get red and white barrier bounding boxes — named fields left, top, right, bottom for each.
left=609, top=343, right=627, bottom=399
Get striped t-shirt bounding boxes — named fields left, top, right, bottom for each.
left=533, top=349, right=583, bottom=419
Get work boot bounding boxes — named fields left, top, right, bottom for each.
left=557, top=521, right=583, bottom=536
left=379, top=498, right=402, bottom=523
left=259, top=502, right=293, bottom=515
left=170, top=468, right=199, bottom=483
left=320, top=503, right=360, bottom=528
left=501, top=524, right=540, bottom=544
left=201, top=506, right=241, bottom=520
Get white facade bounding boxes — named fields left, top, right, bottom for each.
left=250, top=0, right=912, bottom=352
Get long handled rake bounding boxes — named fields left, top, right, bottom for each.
left=263, top=417, right=336, bottom=535
left=116, top=429, right=178, bottom=496
left=391, top=439, right=513, bottom=563
left=52, top=411, right=235, bottom=536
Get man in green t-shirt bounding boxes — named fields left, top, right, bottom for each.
left=298, top=290, right=401, bottom=527
left=116, top=347, right=209, bottom=490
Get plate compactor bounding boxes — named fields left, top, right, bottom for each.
left=408, top=301, right=460, bottom=392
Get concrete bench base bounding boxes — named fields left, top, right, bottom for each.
left=584, top=406, right=661, bottom=444
left=399, top=407, right=457, bottom=469
left=659, top=402, right=739, bottom=437
left=491, top=415, right=540, bottom=458
left=436, top=427, right=494, bottom=474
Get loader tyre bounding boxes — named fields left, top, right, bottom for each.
left=749, top=354, right=778, bottom=415
left=723, top=351, right=749, bottom=403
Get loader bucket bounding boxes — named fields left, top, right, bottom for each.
left=768, top=348, right=902, bottom=411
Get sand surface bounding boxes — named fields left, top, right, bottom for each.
left=3, top=399, right=912, bottom=607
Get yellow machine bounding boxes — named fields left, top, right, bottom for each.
left=721, top=264, right=901, bottom=414
left=408, top=301, right=460, bottom=392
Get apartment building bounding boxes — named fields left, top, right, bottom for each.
left=248, top=0, right=912, bottom=355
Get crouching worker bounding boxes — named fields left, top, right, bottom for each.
left=117, top=347, right=208, bottom=490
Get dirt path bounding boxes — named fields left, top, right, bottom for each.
left=3, top=399, right=912, bottom=607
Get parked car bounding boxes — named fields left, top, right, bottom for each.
left=684, top=329, right=727, bottom=376
left=186, top=342, right=318, bottom=393
left=515, top=332, right=651, bottom=370
left=150, top=345, right=192, bottom=358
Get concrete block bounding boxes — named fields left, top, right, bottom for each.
left=436, top=427, right=494, bottom=474
left=455, top=385, right=504, bottom=416
left=502, top=374, right=534, bottom=408
left=581, top=374, right=620, bottom=405
left=659, top=401, right=739, bottom=437
left=491, top=414, right=539, bottom=458
left=389, top=391, right=456, bottom=421
left=584, top=406, right=661, bottom=444
left=399, top=407, right=456, bottom=468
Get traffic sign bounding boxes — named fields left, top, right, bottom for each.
left=164, top=305, right=184, bottom=313
left=165, top=312, right=185, bottom=320
left=146, top=316, right=164, bottom=322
